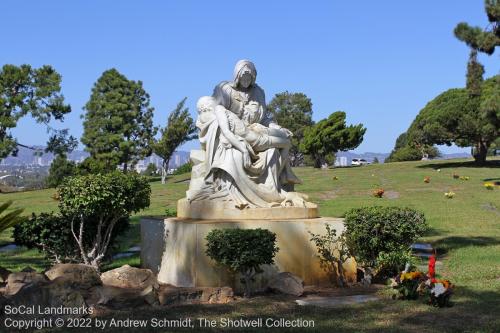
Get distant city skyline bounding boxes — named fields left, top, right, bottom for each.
left=2, top=1, right=497, bottom=154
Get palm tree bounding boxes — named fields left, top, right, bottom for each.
left=0, top=201, right=24, bottom=233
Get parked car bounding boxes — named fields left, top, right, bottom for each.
left=351, top=158, right=370, bottom=166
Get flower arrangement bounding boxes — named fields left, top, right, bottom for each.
left=332, top=176, right=338, bottom=181
left=392, top=271, right=426, bottom=300
left=452, top=173, right=460, bottom=179
left=427, top=278, right=453, bottom=307
left=444, top=191, right=455, bottom=198
left=373, top=188, right=384, bottom=198
left=391, top=253, right=454, bottom=307
left=484, top=183, right=495, bottom=190
left=424, top=176, right=431, bottom=183
left=460, top=176, right=470, bottom=181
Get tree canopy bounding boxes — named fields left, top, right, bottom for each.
left=407, top=75, right=499, bottom=164
left=153, top=98, right=197, bottom=183
left=300, top=111, right=366, bottom=168
left=386, top=132, right=440, bottom=163
left=0, top=64, right=71, bottom=160
left=267, top=92, right=314, bottom=166
left=81, top=68, right=156, bottom=172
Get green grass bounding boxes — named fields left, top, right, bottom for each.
left=1, top=158, right=499, bottom=332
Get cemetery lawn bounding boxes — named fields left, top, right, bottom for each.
left=1, top=158, right=499, bottom=332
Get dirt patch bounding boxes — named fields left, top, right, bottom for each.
left=315, top=190, right=338, bottom=200
left=480, top=202, right=500, bottom=215
left=384, top=190, right=400, bottom=199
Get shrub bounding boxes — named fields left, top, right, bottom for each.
left=344, top=206, right=427, bottom=276
left=173, top=161, right=192, bottom=175
left=14, top=212, right=129, bottom=264
left=14, top=172, right=150, bottom=269
left=309, top=224, right=350, bottom=287
left=205, top=228, right=279, bottom=297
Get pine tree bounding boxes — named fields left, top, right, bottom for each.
left=81, top=69, right=156, bottom=172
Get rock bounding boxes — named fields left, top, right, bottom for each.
left=100, top=265, right=157, bottom=290
left=200, top=286, right=234, bottom=304
left=157, top=285, right=234, bottom=306
left=45, top=264, right=101, bottom=288
left=5, top=271, right=48, bottom=295
left=7, top=279, right=86, bottom=312
left=267, top=272, right=304, bottom=296
left=86, top=285, right=157, bottom=309
left=0, top=266, right=12, bottom=283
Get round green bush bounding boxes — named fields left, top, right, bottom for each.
left=344, top=206, right=428, bottom=270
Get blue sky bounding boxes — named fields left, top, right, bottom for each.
left=1, top=1, right=498, bottom=154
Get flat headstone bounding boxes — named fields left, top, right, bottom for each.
left=0, top=244, right=19, bottom=252
left=411, top=243, right=433, bottom=251
left=296, top=294, right=379, bottom=307
left=112, top=252, right=136, bottom=259
left=127, top=246, right=141, bottom=252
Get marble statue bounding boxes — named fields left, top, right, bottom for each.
left=184, top=60, right=316, bottom=211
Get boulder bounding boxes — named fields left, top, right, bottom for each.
left=267, top=272, right=304, bottom=296
left=5, top=271, right=48, bottom=296
left=86, top=285, right=157, bottom=309
left=158, top=285, right=234, bottom=306
left=100, top=265, right=157, bottom=290
left=0, top=266, right=11, bottom=283
left=45, top=264, right=101, bottom=288
left=7, top=279, right=86, bottom=312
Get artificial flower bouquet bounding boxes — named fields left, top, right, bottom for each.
left=426, top=278, right=453, bottom=307
left=391, top=271, right=426, bottom=300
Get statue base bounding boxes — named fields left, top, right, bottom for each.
left=177, top=198, right=319, bottom=220
left=140, top=217, right=356, bottom=292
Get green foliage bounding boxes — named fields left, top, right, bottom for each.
left=377, top=247, right=417, bottom=278
left=15, top=172, right=150, bottom=268
left=45, top=129, right=78, bottom=158
left=14, top=212, right=78, bottom=262
left=386, top=133, right=440, bottom=163
left=172, top=161, right=192, bottom=175
left=407, top=76, right=499, bottom=165
left=300, top=111, right=366, bottom=168
left=82, top=69, right=157, bottom=172
left=46, top=155, right=77, bottom=188
left=309, top=224, right=350, bottom=286
left=76, top=157, right=110, bottom=175
left=0, top=64, right=71, bottom=160
left=142, top=163, right=158, bottom=176
left=343, top=206, right=428, bottom=271
left=153, top=98, right=197, bottom=183
left=267, top=91, right=314, bottom=166
left=205, top=228, right=279, bottom=297
left=0, top=201, right=24, bottom=233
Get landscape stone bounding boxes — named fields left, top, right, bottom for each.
left=267, top=272, right=304, bottom=296
left=86, top=285, right=157, bottom=309
left=100, top=265, right=157, bottom=290
left=45, top=264, right=101, bottom=288
left=5, top=271, right=48, bottom=295
left=0, top=266, right=12, bottom=283
left=157, top=285, right=234, bottom=306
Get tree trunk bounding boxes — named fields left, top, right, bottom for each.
left=473, top=140, right=488, bottom=165
left=313, top=154, right=323, bottom=168
left=161, top=159, right=170, bottom=184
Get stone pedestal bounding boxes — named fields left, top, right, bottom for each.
left=140, top=217, right=356, bottom=292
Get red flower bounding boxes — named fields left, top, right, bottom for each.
left=428, top=254, right=436, bottom=279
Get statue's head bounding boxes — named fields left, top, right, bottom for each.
left=196, top=96, right=216, bottom=114
left=233, top=60, right=257, bottom=89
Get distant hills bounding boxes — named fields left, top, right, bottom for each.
left=0, top=146, right=472, bottom=168
left=0, top=146, right=190, bottom=169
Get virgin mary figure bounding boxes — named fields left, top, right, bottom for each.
left=187, top=60, right=309, bottom=209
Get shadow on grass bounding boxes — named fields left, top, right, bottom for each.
left=433, top=236, right=500, bottom=255
left=417, top=160, right=500, bottom=169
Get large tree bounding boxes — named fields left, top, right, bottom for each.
left=0, top=64, right=71, bottom=160
left=45, top=129, right=79, bottom=187
left=153, top=98, right=197, bottom=184
left=267, top=91, right=314, bottom=166
left=407, top=76, right=499, bottom=164
left=300, top=111, right=366, bottom=168
left=386, top=132, right=440, bottom=163
left=81, top=69, right=156, bottom=172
